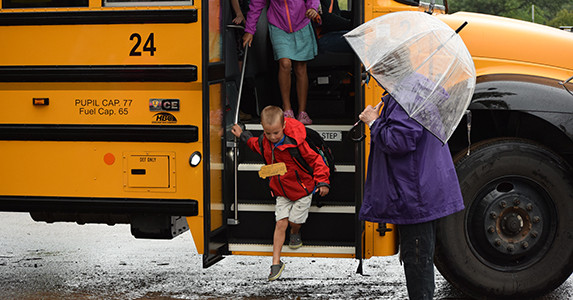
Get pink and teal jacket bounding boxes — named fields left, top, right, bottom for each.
left=245, top=0, right=320, bottom=34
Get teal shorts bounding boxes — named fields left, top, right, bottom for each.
left=268, top=22, right=317, bottom=61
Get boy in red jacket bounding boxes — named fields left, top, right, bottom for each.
left=232, top=105, right=330, bottom=281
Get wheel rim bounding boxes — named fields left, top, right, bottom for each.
left=466, top=176, right=557, bottom=271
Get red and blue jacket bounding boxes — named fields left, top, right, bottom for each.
left=240, top=118, right=330, bottom=201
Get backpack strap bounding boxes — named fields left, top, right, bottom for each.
left=288, top=145, right=314, bottom=175
left=257, top=134, right=268, bottom=164
left=260, top=134, right=314, bottom=175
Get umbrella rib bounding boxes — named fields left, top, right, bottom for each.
left=392, top=100, right=448, bottom=144
left=428, top=58, right=457, bottom=100
left=366, top=31, right=428, bottom=72
left=412, top=30, right=460, bottom=75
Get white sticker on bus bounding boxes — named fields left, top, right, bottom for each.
left=319, top=131, right=342, bottom=142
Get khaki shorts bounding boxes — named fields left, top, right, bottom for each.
left=275, top=194, right=312, bottom=224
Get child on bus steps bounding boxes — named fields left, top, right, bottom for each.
left=242, top=0, right=319, bottom=124
left=231, top=105, right=330, bottom=281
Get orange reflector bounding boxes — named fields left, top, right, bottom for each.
left=33, top=98, right=49, bottom=105
left=104, top=153, right=115, bottom=165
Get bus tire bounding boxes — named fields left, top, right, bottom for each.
left=435, top=138, right=573, bottom=299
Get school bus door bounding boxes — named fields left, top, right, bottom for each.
left=201, top=0, right=230, bottom=267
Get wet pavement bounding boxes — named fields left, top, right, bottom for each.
left=0, top=212, right=571, bottom=299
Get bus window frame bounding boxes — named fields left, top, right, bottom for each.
left=104, top=0, right=193, bottom=7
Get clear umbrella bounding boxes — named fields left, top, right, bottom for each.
left=344, top=11, right=476, bottom=143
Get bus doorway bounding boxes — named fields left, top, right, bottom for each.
left=221, top=0, right=395, bottom=261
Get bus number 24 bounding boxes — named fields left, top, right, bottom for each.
left=130, top=33, right=156, bottom=56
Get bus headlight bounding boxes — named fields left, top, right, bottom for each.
left=189, top=151, right=202, bottom=167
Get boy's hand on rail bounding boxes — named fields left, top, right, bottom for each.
left=231, top=124, right=243, bottom=138
left=242, top=33, right=253, bottom=48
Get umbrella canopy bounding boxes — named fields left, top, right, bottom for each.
left=344, top=11, right=476, bottom=143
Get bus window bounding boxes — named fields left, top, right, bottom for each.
left=104, top=0, right=193, bottom=6
left=208, top=0, right=222, bottom=62
left=2, top=0, right=88, bottom=8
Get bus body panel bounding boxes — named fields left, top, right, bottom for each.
left=0, top=5, right=208, bottom=246
left=438, top=12, right=573, bottom=81
left=0, top=24, right=197, bottom=65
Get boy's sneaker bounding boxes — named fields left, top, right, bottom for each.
left=268, top=261, right=285, bottom=281
left=284, top=109, right=295, bottom=119
left=297, top=111, right=312, bottom=125
left=289, top=232, right=302, bottom=249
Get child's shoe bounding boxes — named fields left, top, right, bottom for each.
left=268, top=261, right=285, bottom=281
left=284, top=109, right=295, bottom=119
left=297, top=111, right=312, bottom=125
left=289, top=232, right=302, bottom=249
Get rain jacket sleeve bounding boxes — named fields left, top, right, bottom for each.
left=239, top=131, right=261, bottom=155
left=244, top=0, right=266, bottom=34
left=299, top=141, right=330, bottom=188
left=370, top=99, right=423, bottom=155
left=241, top=131, right=263, bottom=155
left=307, top=0, right=320, bottom=12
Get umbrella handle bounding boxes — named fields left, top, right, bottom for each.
left=349, top=120, right=366, bottom=143
left=455, top=21, right=468, bottom=34
left=350, top=99, right=384, bottom=143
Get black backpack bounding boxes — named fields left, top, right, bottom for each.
left=258, top=127, right=335, bottom=177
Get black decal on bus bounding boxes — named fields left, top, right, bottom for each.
left=130, top=33, right=143, bottom=56
left=143, top=33, right=156, bottom=56
left=152, top=113, right=178, bottom=124
left=0, top=65, right=197, bottom=82
left=131, top=169, right=147, bottom=175
left=0, top=9, right=198, bottom=26
left=130, top=33, right=156, bottom=56
left=0, top=124, right=198, bottom=143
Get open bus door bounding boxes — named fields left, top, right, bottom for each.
left=204, top=0, right=399, bottom=265
left=201, top=0, right=230, bottom=268
left=215, top=0, right=373, bottom=261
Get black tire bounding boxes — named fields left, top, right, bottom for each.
left=435, top=138, right=573, bottom=299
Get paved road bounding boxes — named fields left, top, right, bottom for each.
left=0, top=212, right=571, bottom=299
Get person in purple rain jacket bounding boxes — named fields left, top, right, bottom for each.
left=359, top=92, right=465, bottom=300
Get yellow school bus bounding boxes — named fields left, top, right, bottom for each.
left=1, top=0, right=572, bottom=298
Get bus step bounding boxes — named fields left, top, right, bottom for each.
left=231, top=203, right=354, bottom=214
left=228, top=243, right=355, bottom=256
left=238, top=163, right=355, bottom=173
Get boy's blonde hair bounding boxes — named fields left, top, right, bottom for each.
left=260, top=106, right=284, bottom=126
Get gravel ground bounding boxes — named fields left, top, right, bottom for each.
left=0, top=212, right=571, bottom=300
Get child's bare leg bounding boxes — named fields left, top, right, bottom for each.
left=278, top=58, right=293, bottom=111
left=293, top=61, right=308, bottom=113
left=273, top=218, right=288, bottom=265
left=289, top=221, right=302, bottom=234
